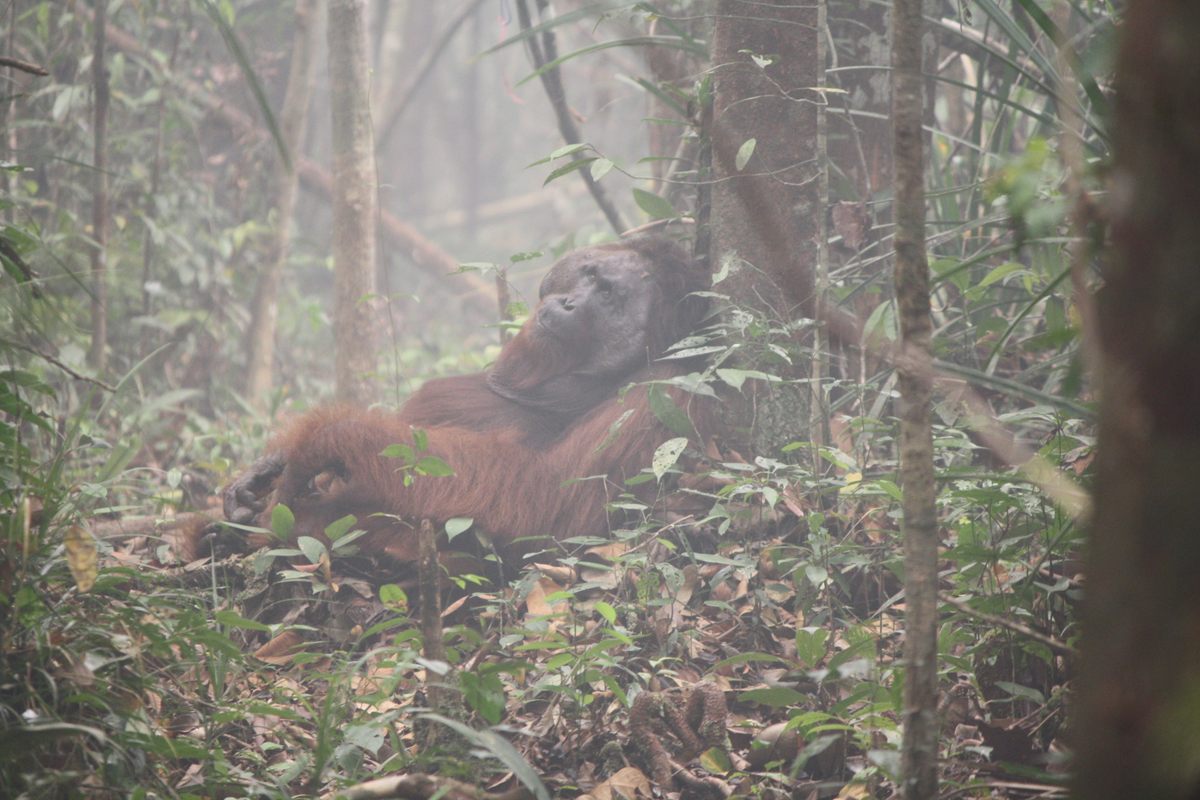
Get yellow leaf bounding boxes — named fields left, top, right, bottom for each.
left=64, top=525, right=98, bottom=592
left=836, top=783, right=871, bottom=799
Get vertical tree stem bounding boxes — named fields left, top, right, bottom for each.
left=892, top=0, right=938, bottom=795
left=89, top=0, right=110, bottom=371
left=328, top=0, right=379, bottom=405
left=246, top=0, right=322, bottom=408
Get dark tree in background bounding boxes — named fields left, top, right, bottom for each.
left=1076, top=1, right=1200, bottom=797
left=245, top=0, right=321, bottom=409
left=709, top=0, right=819, bottom=450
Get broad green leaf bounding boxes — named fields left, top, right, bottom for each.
left=380, top=443, right=414, bottom=461
left=550, top=142, right=589, bottom=160
left=735, top=138, right=757, bottom=171
left=590, top=157, right=614, bottom=181
left=543, top=157, right=597, bottom=186
left=632, top=188, right=677, bottom=220
left=271, top=504, right=295, bottom=540
left=715, top=367, right=777, bottom=391
left=651, top=437, right=689, bottom=480
left=415, top=456, right=454, bottom=477
left=648, top=385, right=695, bottom=437
left=419, top=714, right=551, bottom=800
left=324, top=514, right=357, bottom=541
left=445, top=517, right=474, bottom=540
left=379, top=584, right=408, bottom=610
left=742, top=686, right=807, bottom=707
left=978, top=261, right=1025, bottom=288
left=297, top=536, right=327, bottom=564
left=595, top=601, right=617, bottom=625
left=795, top=627, right=829, bottom=668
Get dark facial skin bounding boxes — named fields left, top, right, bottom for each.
left=534, top=245, right=658, bottom=378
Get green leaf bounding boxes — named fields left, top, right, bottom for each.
left=461, top=672, right=507, bottom=725
left=632, top=188, right=677, bottom=220
left=380, top=443, right=414, bottom=461
left=550, top=142, right=589, bottom=160
left=594, top=601, right=617, bottom=625
left=715, top=367, right=777, bottom=391
left=648, top=385, right=696, bottom=437
left=735, top=138, right=757, bottom=171
left=699, top=747, right=733, bottom=774
left=445, top=517, right=474, bottom=540
left=379, top=583, right=408, bottom=610
left=324, top=514, right=358, bottom=541
left=543, top=157, right=597, bottom=186
left=270, top=504, right=294, bottom=540
left=331, top=527, right=370, bottom=551
left=795, top=627, right=829, bottom=668
left=418, top=714, right=551, bottom=800
left=590, top=157, right=614, bottom=181
left=415, top=456, right=454, bottom=477
left=651, top=437, right=689, bottom=480
left=297, top=536, right=327, bottom=564
left=978, top=261, right=1026, bottom=288
left=215, top=609, right=272, bottom=632
left=741, top=686, right=807, bottom=708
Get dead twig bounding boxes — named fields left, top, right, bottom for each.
left=0, top=55, right=48, bottom=76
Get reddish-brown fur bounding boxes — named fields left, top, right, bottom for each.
left=220, top=237, right=709, bottom=566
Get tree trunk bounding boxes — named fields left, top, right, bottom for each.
left=88, top=0, right=110, bottom=372
left=1075, top=2, right=1200, bottom=797
left=327, top=0, right=379, bottom=406
left=892, top=0, right=938, bottom=796
left=708, top=0, right=820, bottom=453
left=245, top=0, right=322, bottom=409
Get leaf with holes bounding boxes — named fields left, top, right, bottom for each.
left=652, top=437, right=689, bottom=480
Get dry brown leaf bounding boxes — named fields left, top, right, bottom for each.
left=442, top=594, right=470, bottom=617
left=525, top=578, right=561, bottom=623
left=65, top=525, right=98, bottom=592
left=577, top=766, right=652, bottom=800
left=580, top=565, right=622, bottom=590
left=585, top=541, right=629, bottom=562
left=253, top=630, right=307, bottom=665
left=530, top=562, right=575, bottom=583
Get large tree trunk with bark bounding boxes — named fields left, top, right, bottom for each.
left=245, top=0, right=322, bottom=409
left=708, top=0, right=820, bottom=451
left=1075, top=2, right=1200, bottom=797
left=327, top=0, right=379, bottom=405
